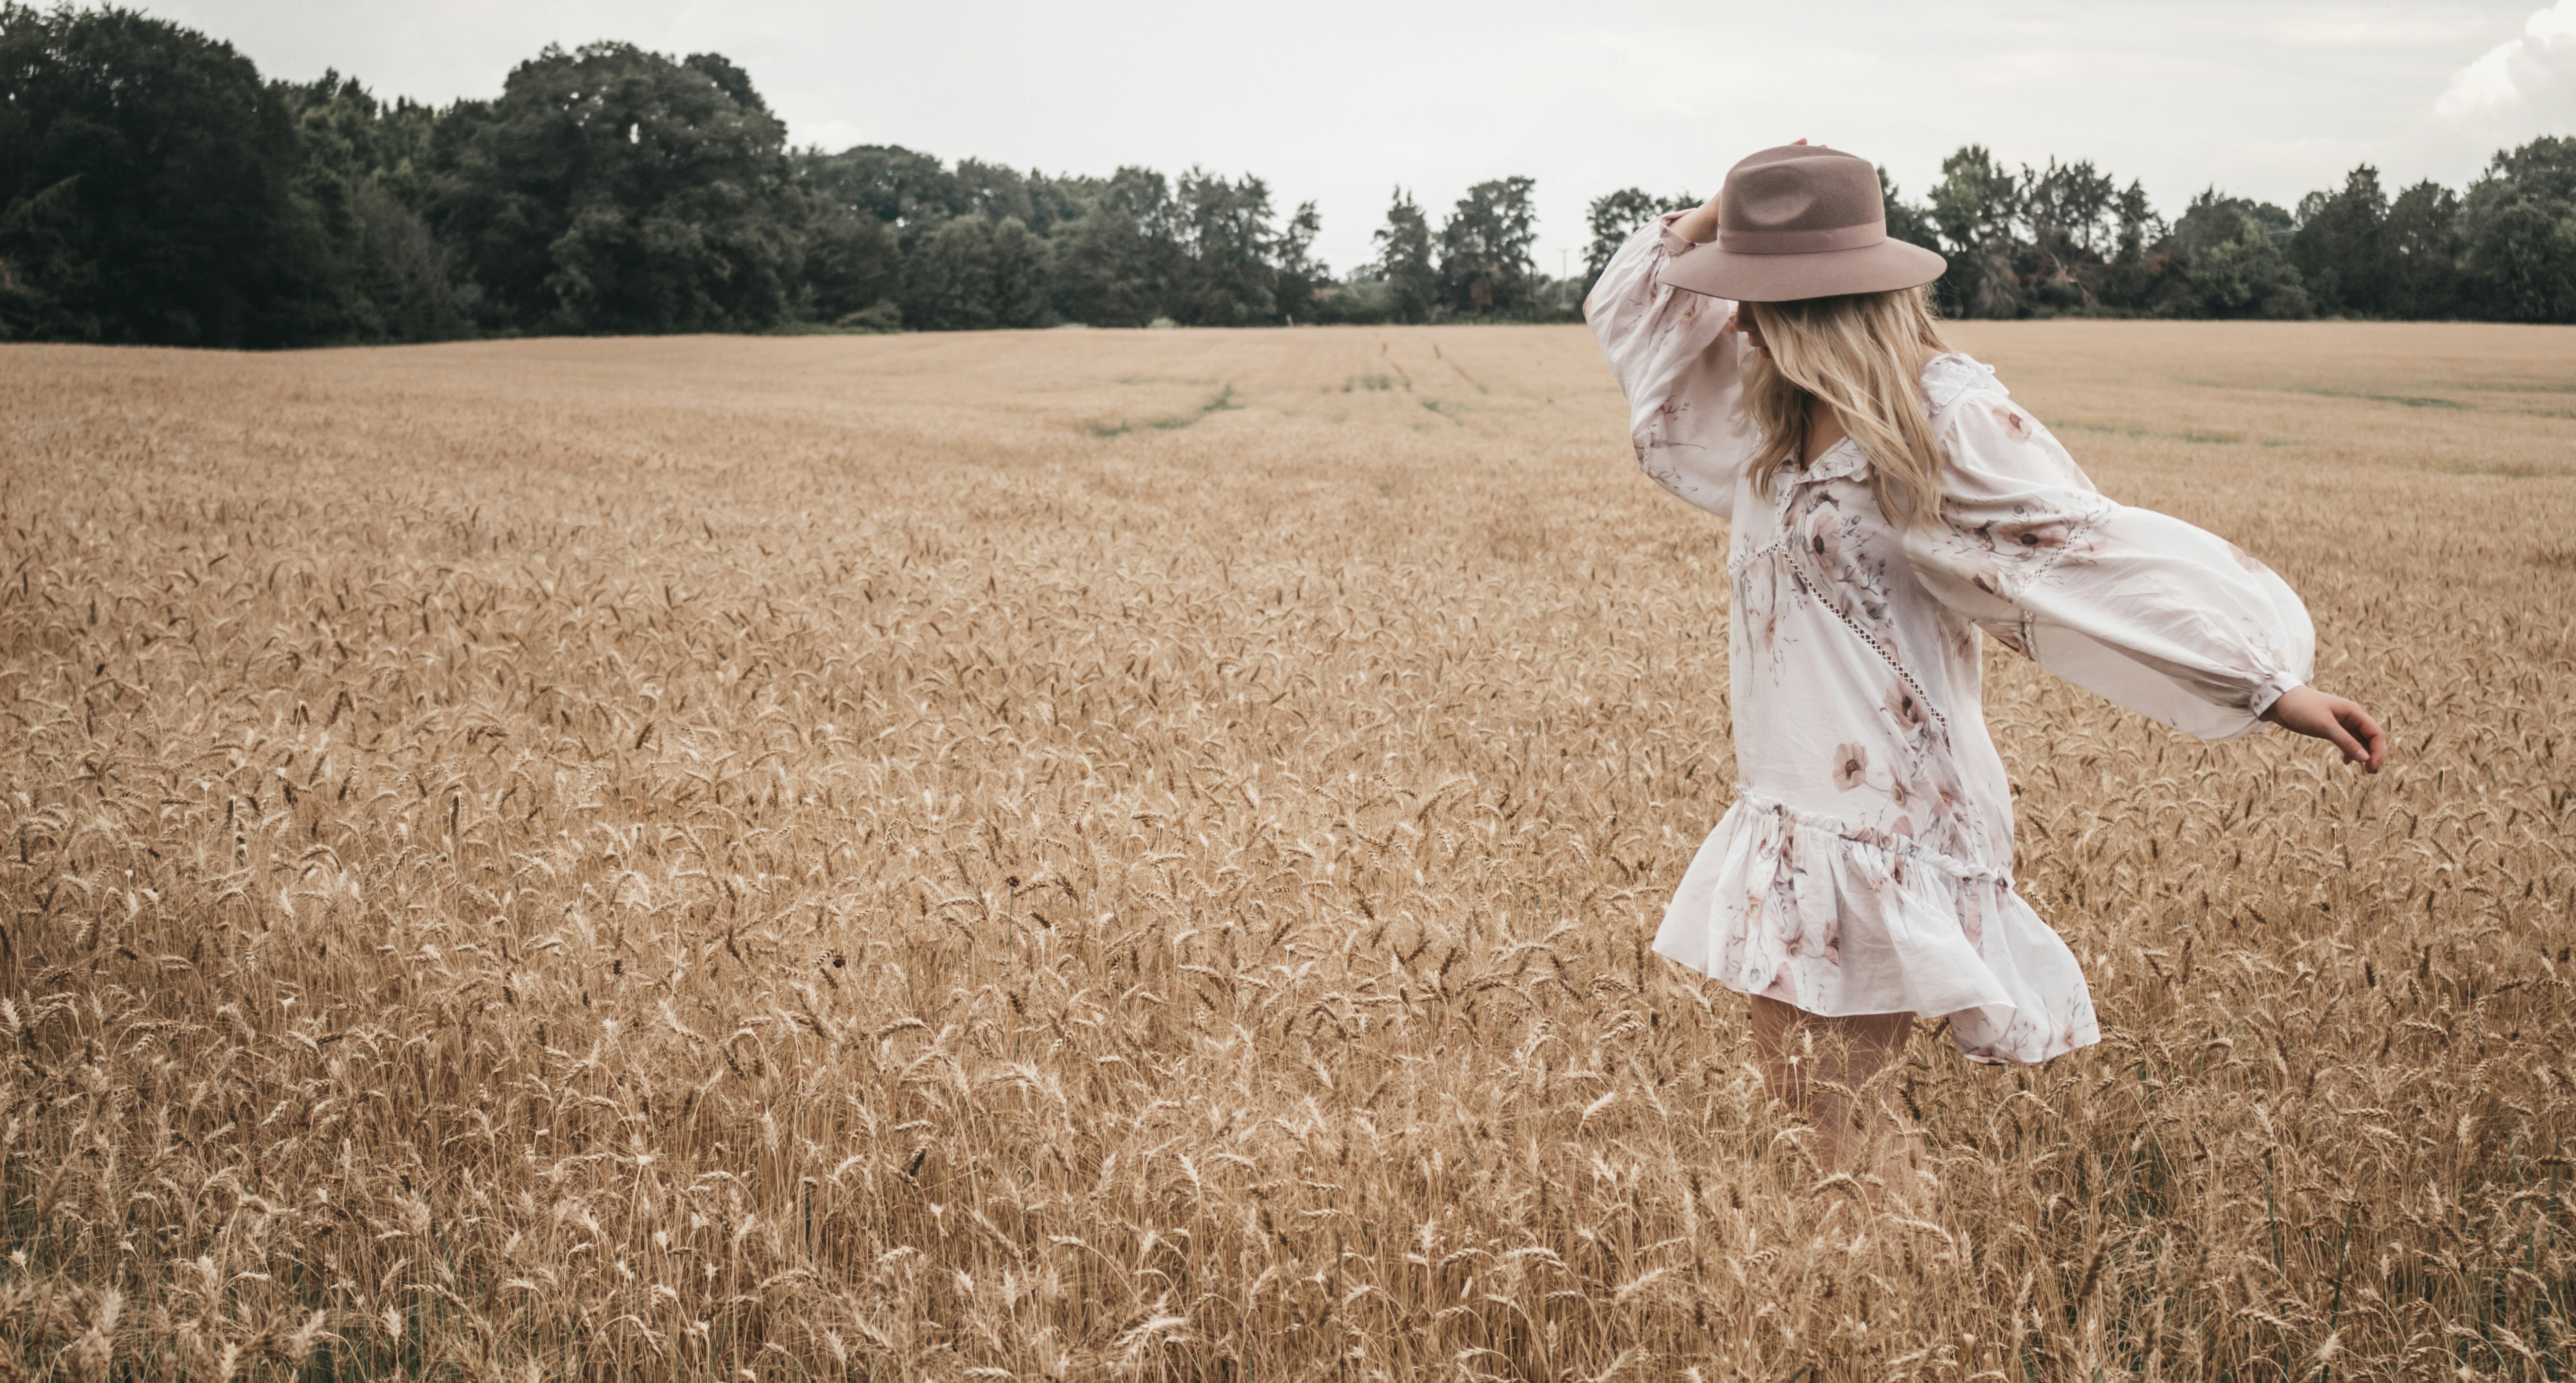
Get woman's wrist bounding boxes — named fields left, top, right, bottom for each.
left=1670, top=191, right=1724, bottom=246
left=2251, top=673, right=2304, bottom=722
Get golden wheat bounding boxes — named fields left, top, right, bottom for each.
left=0, top=321, right=2572, bottom=1381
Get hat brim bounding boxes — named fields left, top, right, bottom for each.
left=1657, top=237, right=1946, bottom=303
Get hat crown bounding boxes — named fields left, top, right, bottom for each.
left=1719, top=147, right=1887, bottom=255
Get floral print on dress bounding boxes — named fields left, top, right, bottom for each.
left=1883, top=680, right=1929, bottom=730
left=1585, top=215, right=2315, bottom=1065
left=1829, top=742, right=1869, bottom=790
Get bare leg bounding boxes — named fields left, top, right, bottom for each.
left=1748, top=994, right=1915, bottom=1181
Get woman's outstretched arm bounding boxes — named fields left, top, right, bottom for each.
left=1904, top=393, right=2388, bottom=768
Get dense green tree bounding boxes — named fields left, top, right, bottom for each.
left=1891, top=154, right=2158, bottom=317
left=2016, top=158, right=2118, bottom=312
left=802, top=144, right=959, bottom=240
left=1167, top=169, right=1278, bottom=326
left=0, top=4, right=332, bottom=345
left=1878, top=170, right=1938, bottom=256
left=1927, top=146, right=2022, bottom=317
left=2291, top=166, right=2390, bottom=316
left=983, top=216, right=1053, bottom=327
left=1273, top=200, right=1325, bottom=324
left=426, top=42, right=812, bottom=334
left=951, top=158, right=1034, bottom=229
left=2458, top=136, right=2576, bottom=323
left=278, top=74, right=475, bottom=341
left=1048, top=166, right=1175, bottom=327
left=796, top=203, right=901, bottom=325
left=2158, top=191, right=2309, bottom=319
left=1370, top=188, right=1436, bottom=325
left=949, top=158, right=1084, bottom=238
left=900, top=216, right=993, bottom=330
left=1439, top=176, right=1537, bottom=315
left=2385, top=179, right=2462, bottom=319
left=2104, top=180, right=2162, bottom=308
left=901, top=214, right=1050, bottom=330
left=1584, top=187, right=1694, bottom=284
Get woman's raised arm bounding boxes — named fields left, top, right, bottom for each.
left=1583, top=206, right=1753, bottom=519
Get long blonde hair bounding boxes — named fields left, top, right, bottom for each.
left=1743, top=287, right=1952, bottom=525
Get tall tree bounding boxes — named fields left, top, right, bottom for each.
left=1050, top=166, right=1175, bottom=328
left=801, top=144, right=962, bottom=245
left=950, top=158, right=1034, bottom=229
left=1584, top=187, right=1695, bottom=284
left=2291, top=166, right=2391, bottom=317
left=1370, top=188, right=1436, bottom=325
left=1927, top=146, right=2022, bottom=317
left=983, top=216, right=1053, bottom=328
left=2104, top=180, right=2163, bottom=309
left=427, top=42, right=811, bottom=334
left=0, top=4, right=331, bottom=346
left=2157, top=191, right=2309, bottom=319
left=278, top=74, right=475, bottom=341
left=1877, top=170, right=1938, bottom=256
left=2017, top=157, right=2119, bottom=311
left=2384, top=179, right=2462, bottom=320
left=900, top=214, right=1051, bottom=330
left=1440, top=176, right=1537, bottom=316
left=796, top=200, right=901, bottom=326
left=1167, top=168, right=1278, bottom=326
left=1273, top=200, right=1326, bottom=325
left=2458, top=135, right=2576, bottom=323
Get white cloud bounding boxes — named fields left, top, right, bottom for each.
left=2436, top=0, right=2576, bottom=117
left=2439, top=41, right=2523, bottom=115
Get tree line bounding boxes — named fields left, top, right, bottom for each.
left=0, top=5, right=1571, bottom=346
left=6, top=5, right=2576, bottom=349
left=1588, top=141, right=2576, bottom=325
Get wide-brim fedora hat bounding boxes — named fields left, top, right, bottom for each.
left=1658, top=144, right=1946, bottom=303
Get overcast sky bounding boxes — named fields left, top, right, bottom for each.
left=138, top=0, right=2576, bottom=277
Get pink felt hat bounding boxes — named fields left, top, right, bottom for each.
left=1657, top=144, right=1946, bottom=303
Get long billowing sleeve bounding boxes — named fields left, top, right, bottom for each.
left=1583, top=214, right=1754, bottom=519
left=1903, top=393, right=2315, bottom=741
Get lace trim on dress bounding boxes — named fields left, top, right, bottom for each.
left=1754, top=438, right=1957, bottom=735
left=1735, top=788, right=2013, bottom=886
left=1920, top=352, right=2006, bottom=415
left=1791, top=435, right=1869, bottom=485
left=1728, top=356, right=2023, bottom=739
left=1778, top=552, right=1953, bottom=736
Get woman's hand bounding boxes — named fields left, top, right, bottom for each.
left=1671, top=188, right=1725, bottom=246
left=1671, top=138, right=1807, bottom=245
left=2261, top=685, right=2388, bottom=772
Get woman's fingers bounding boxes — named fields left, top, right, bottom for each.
left=2272, top=687, right=2388, bottom=773
left=2342, top=703, right=2389, bottom=772
left=2314, top=697, right=2386, bottom=773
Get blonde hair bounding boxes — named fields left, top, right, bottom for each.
left=1743, top=287, right=1953, bottom=526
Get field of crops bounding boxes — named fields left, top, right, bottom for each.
left=3, top=319, right=2573, bottom=1381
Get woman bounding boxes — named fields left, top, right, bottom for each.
left=1586, top=143, right=2387, bottom=1177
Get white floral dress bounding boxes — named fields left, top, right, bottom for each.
left=1586, top=216, right=2315, bottom=1064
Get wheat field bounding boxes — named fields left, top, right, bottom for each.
left=1, top=320, right=2572, bottom=1381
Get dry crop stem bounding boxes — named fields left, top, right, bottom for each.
left=0, top=321, right=2572, bottom=1381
